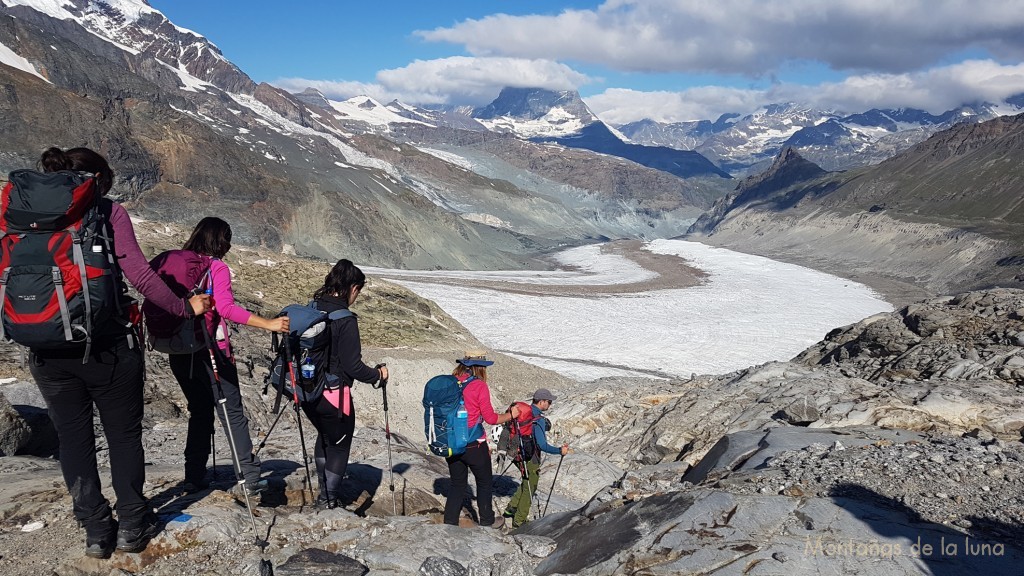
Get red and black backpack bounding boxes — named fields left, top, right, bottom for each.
left=508, top=400, right=540, bottom=463
left=0, top=169, right=129, bottom=359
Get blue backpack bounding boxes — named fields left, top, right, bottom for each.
left=267, top=302, right=352, bottom=409
left=423, top=374, right=483, bottom=457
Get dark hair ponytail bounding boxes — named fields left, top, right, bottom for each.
left=314, top=259, right=366, bottom=301
left=37, top=146, right=115, bottom=196
left=38, top=147, right=72, bottom=172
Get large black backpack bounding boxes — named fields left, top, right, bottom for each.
left=266, top=301, right=353, bottom=410
left=0, top=170, right=129, bottom=359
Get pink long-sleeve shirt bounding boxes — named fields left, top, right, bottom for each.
left=205, top=259, right=251, bottom=356
left=462, top=376, right=503, bottom=442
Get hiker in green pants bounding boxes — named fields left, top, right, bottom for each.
left=504, top=388, right=569, bottom=528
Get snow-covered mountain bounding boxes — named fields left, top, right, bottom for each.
left=618, top=100, right=1023, bottom=175
left=472, top=87, right=599, bottom=138
left=461, top=87, right=731, bottom=179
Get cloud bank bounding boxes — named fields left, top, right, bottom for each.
left=586, top=60, right=1024, bottom=123
left=272, top=1, right=1024, bottom=122
left=272, top=56, right=591, bottom=107
left=418, top=0, right=1024, bottom=76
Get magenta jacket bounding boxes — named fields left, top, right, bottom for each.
left=205, top=259, right=252, bottom=357
left=462, top=376, right=503, bottom=442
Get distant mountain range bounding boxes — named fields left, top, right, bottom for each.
left=304, top=82, right=1023, bottom=180
left=617, top=101, right=1023, bottom=175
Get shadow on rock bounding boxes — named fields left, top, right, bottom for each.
left=830, top=483, right=1024, bottom=575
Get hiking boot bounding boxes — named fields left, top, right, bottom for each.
left=181, top=478, right=210, bottom=493
left=116, top=510, right=160, bottom=553
left=487, top=516, right=505, bottom=529
left=314, top=495, right=339, bottom=511
left=83, top=514, right=118, bottom=559
left=235, top=478, right=268, bottom=498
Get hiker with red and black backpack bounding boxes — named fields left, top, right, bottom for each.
left=0, top=147, right=211, bottom=559
left=502, top=388, right=569, bottom=529
left=146, top=217, right=289, bottom=498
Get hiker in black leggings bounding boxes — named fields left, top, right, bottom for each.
left=24, top=147, right=210, bottom=558
left=443, top=350, right=518, bottom=528
left=167, top=218, right=288, bottom=494
left=304, top=259, right=387, bottom=508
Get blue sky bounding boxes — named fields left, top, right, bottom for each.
left=148, top=0, right=1024, bottom=124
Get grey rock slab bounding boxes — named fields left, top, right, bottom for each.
left=682, top=430, right=767, bottom=485
left=353, top=518, right=521, bottom=573
left=733, top=426, right=927, bottom=473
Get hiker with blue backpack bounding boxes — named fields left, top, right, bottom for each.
left=436, top=350, right=519, bottom=529
left=269, top=259, right=387, bottom=510
left=149, top=217, right=289, bottom=497
left=0, top=147, right=211, bottom=558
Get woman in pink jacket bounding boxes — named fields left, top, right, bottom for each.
left=169, top=217, right=288, bottom=494
left=444, top=350, right=519, bottom=528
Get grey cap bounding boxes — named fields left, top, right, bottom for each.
left=533, top=388, right=557, bottom=402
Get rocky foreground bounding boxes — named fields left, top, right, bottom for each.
left=2, top=229, right=1024, bottom=575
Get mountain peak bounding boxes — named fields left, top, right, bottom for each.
left=471, top=86, right=598, bottom=138
left=474, top=87, right=594, bottom=121
left=737, top=146, right=827, bottom=196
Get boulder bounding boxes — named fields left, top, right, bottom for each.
left=0, top=392, right=31, bottom=456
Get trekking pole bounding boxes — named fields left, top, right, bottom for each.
left=254, top=406, right=287, bottom=456
left=372, top=363, right=396, bottom=515
left=202, top=325, right=261, bottom=544
left=542, top=453, right=565, bottom=518
left=282, top=335, right=315, bottom=503
left=211, top=432, right=217, bottom=480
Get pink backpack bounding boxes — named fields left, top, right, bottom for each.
left=142, top=250, right=212, bottom=354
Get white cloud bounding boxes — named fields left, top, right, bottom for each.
left=586, top=60, right=1024, bottom=123
left=418, top=0, right=1024, bottom=76
left=271, top=78, right=401, bottom=102
left=585, top=87, right=766, bottom=124
left=271, top=56, right=591, bottom=107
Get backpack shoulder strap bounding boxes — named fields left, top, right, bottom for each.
left=326, top=309, right=353, bottom=321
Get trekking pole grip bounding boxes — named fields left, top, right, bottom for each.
left=374, top=363, right=388, bottom=409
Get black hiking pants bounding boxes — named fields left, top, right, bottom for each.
left=30, top=337, right=148, bottom=529
left=301, top=394, right=356, bottom=504
left=169, top=349, right=261, bottom=484
left=444, top=440, right=495, bottom=526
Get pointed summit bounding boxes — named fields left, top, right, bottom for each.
left=292, top=88, right=332, bottom=110
left=741, top=147, right=827, bottom=193
left=474, top=87, right=597, bottom=123
left=472, top=87, right=598, bottom=138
